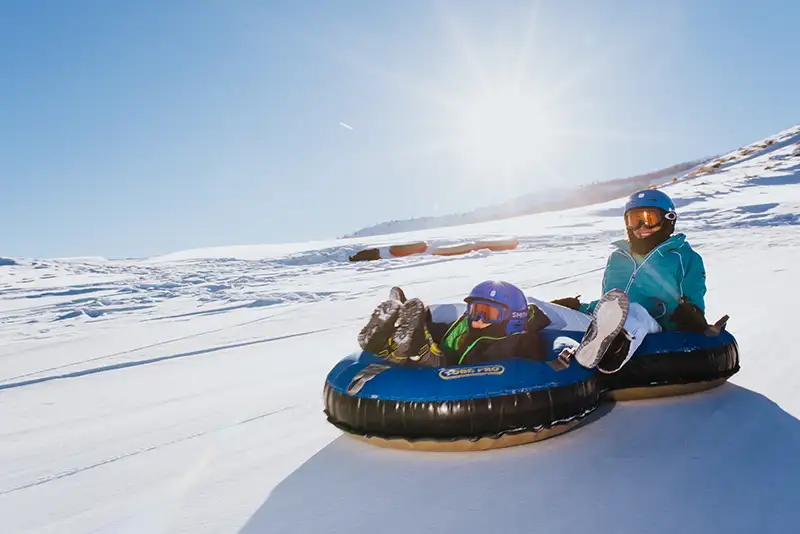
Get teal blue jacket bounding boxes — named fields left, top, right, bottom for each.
left=580, top=233, right=707, bottom=331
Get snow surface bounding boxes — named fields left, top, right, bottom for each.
left=1, top=125, right=799, bottom=533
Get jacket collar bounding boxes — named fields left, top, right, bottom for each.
left=611, top=233, right=687, bottom=256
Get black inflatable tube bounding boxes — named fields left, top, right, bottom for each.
left=324, top=335, right=740, bottom=446
left=600, top=337, right=740, bottom=392
left=324, top=379, right=601, bottom=443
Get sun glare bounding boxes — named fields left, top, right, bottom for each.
left=453, top=87, right=555, bottom=174
left=317, top=4, right=654, bottom=193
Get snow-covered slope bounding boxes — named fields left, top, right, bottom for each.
left=0, top=125, right=798, bottom=533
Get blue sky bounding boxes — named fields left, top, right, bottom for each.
left=2, top=0, right=798, bottom=259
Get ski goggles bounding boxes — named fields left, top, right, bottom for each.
left=624, top=207, right=676, bottom=230
left=466, top=301, right=506, bottom=323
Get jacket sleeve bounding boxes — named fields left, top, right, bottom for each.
left=527, top=304, right=552, bottom=331
left=513, top=304, right=551, bottom=361
left=514, top=330, right=548, bottom=361
left=681, top=249, right=707, bottom=312
left=437, top=314, right=472, bottom=361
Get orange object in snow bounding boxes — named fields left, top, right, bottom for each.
left=389, top=241, right=428, bottom=257
left=431, top=237, right=519, bottom=256
left=473, top=237, right=519, bottom=252
left=430, top=243, right=475, bottom=256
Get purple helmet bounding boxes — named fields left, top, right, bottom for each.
left=464, top=280, right=529, bottom=335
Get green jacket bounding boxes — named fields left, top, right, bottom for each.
left=437, top=304, right=550, bottom=365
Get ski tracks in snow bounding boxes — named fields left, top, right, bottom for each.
left=0, top=405, right=297, bottom=496
left=0, top=327, right=336, bottom=392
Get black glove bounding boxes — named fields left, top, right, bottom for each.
left=550, top=296, right=582, bottom=311
left=671, top=301, right=709, bottom=333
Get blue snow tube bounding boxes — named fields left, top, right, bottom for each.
left=599, top=329, right=739, bottom=399
left=324, top=331, right=598, bottom=449
left=323, top=328, right=739, bottom=449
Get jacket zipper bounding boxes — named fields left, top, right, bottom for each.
left=619, top=241, right=673, bottom=293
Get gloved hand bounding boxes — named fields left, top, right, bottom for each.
left=550, top=296, right=582, bottom=311
left=671, top=300, right=709, bottom=333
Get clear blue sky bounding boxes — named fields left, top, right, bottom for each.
left=2, top=0, right=798, bottom=259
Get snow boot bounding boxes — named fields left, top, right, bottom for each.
left=393, top=298, right=443, bottom=367
left=356, top=287, right=410, bottom=356
left=389, top=286, right=407, bottom=304
left=357, top=299, right=402, bottom=356
left=597, top=329, right=633, bottom=374
left=573, top=289, right=630, bottom=369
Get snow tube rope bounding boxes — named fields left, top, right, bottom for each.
left=323, top=329, right=740, bottom=451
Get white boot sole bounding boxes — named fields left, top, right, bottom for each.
left=575, top=290, right=630, bottom=369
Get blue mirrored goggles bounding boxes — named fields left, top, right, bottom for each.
left=466, top=301, right=507, bottom=323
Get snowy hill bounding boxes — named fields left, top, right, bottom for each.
left=343, top=159, right=705, bottom=238
left=0, top=124, right=798, bottom=533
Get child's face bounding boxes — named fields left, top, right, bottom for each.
left=470, top=318, right=492, bottom=329
left=632, top=224, right=661, bottom=240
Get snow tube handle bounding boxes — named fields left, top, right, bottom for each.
left=705, top=315, right=730, bottom=337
